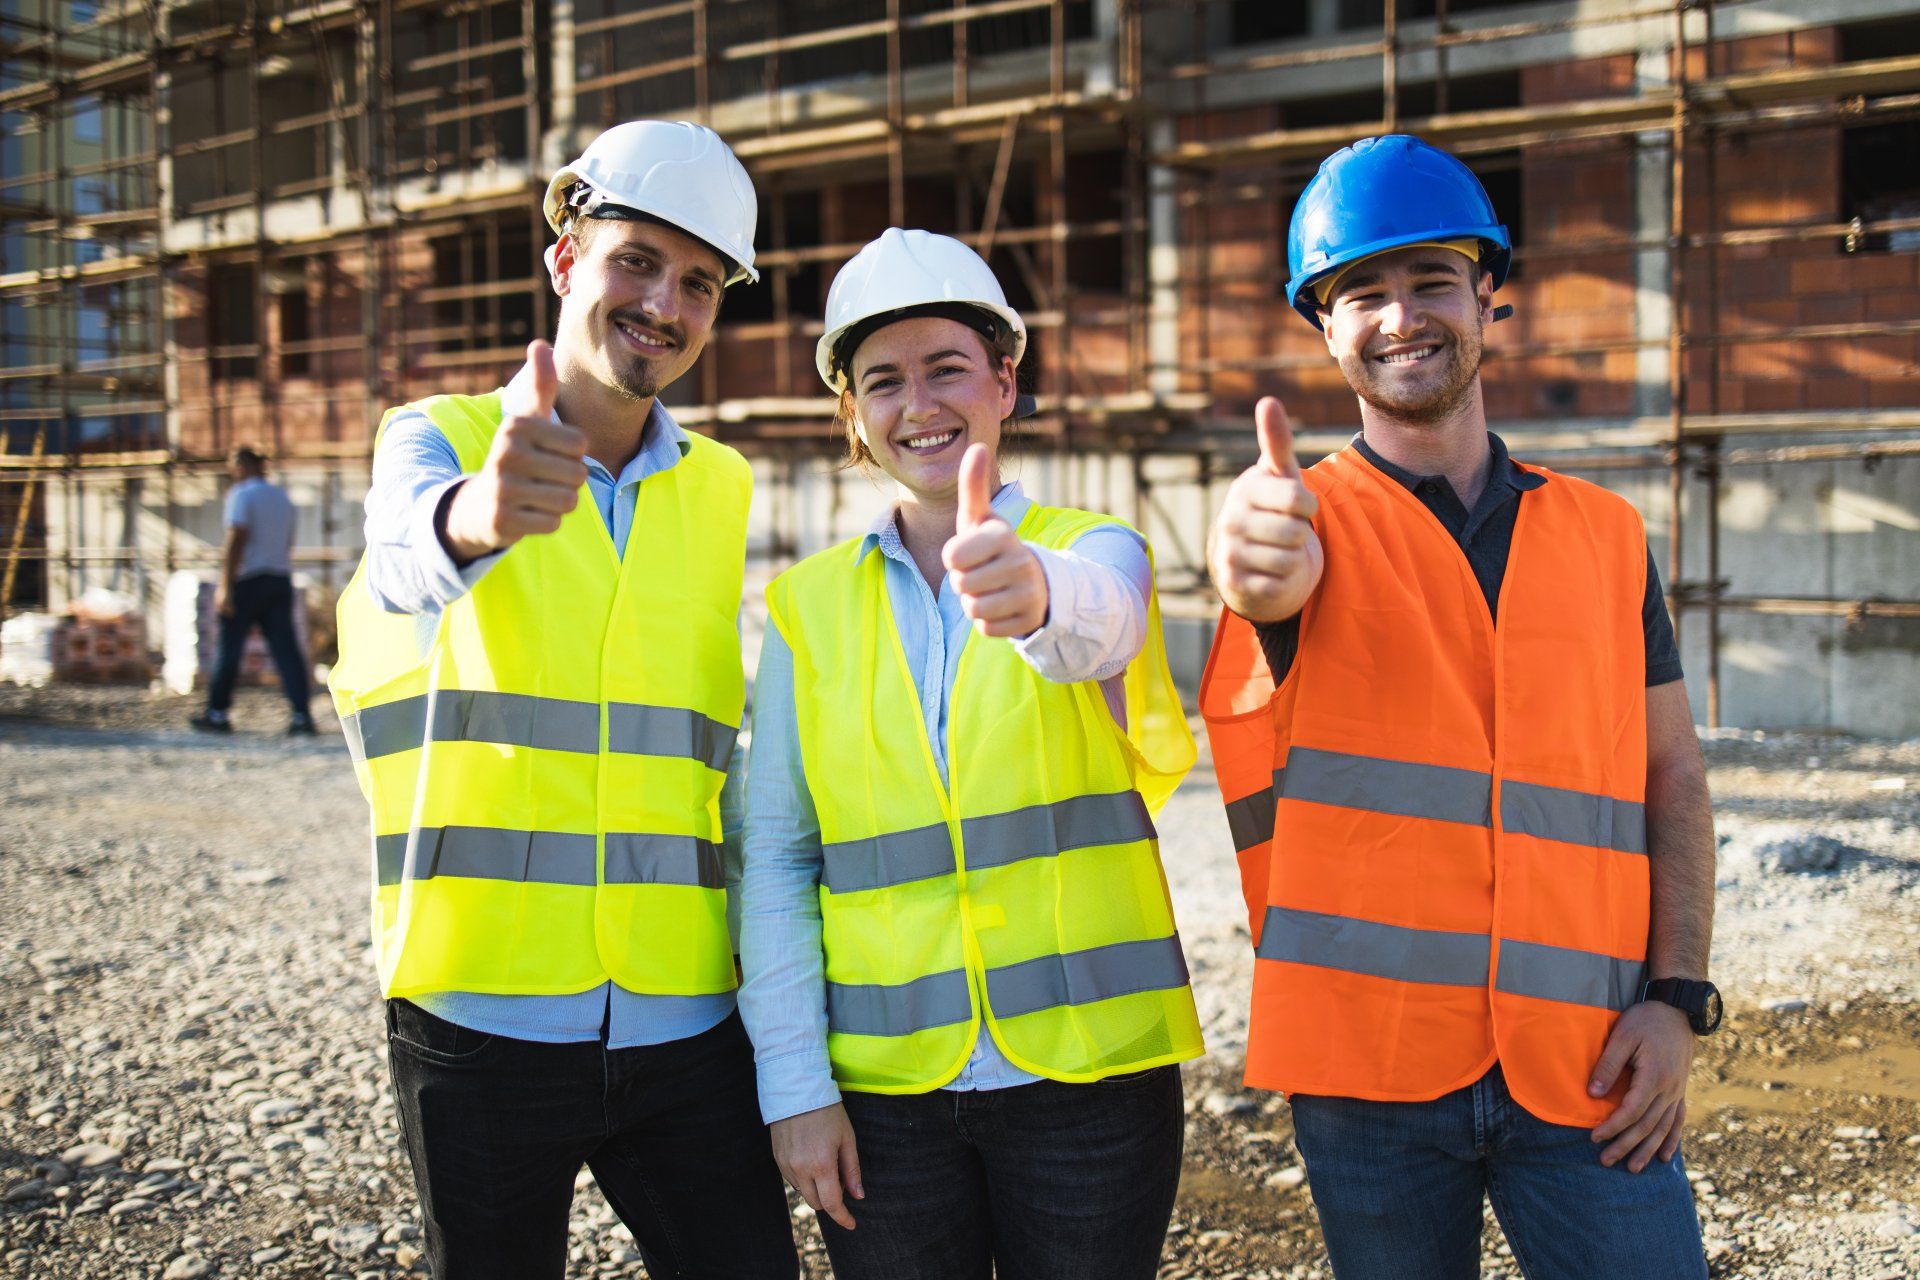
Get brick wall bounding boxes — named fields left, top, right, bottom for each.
left=1174, top=31, right=1920, bottom=435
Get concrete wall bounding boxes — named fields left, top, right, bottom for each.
left=41, top=464, right=369, bottom=630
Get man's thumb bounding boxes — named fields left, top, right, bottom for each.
left=514, top=340, right=558, bottom=420
left=1255, top=396, right=1301, bottom=479
left=957, top=444, right=994, bottom=530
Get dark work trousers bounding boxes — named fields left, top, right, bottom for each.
left=206, top=572, right=311, bottom=715
left=821, top=1065, right=1186, bottom=1280
left=386, top=1000, right=799, bottom=1280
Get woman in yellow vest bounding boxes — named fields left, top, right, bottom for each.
left=738, top=228, right=1204, bottom=1280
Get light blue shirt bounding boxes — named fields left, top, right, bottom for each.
left=225, top=476, right=295, bottom=580
left=737, top=482, right=1152, bottom=1123
left=361, top=377, right=738, bottom=1049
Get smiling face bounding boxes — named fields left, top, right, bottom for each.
left=1319, top=245, right=1494, bottom=424
left=550, top=217, right=727, bottom=402
left=846, top=315, right=1017, bottom=503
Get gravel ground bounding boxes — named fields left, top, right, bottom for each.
left=2, top=684, right=1917, bottom=1279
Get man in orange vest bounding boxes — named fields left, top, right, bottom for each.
left=1201, top=135, right=1718, bottom=1279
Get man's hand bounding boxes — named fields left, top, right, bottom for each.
left=214, top=588, right=233, bottom=619
left=1589, top=999, right=1695, bottom=1172
left=770, top=1102, right=864, bottom=1230
left=1208, top=396, right=1324, bottom=624
left=943, top=444, right=1048, bottom=638
left=441, top=340, right=590, bottom=562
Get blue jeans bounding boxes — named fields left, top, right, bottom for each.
left=823, top=1066, right=1185, bottom=1280
left=1288, top=1065, right=1705, bottom=1280
left=207, top=572, right=311, bottom=715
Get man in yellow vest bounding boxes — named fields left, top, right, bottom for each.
left=330, top=121, right=796, bottom=1279
left=1202, top=136, right=1719, bottom=1278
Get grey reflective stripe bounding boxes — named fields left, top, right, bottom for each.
left=431, top=690, right=600, bottom=753
left=1283, top=747, right=1492, bottom=828
left=374, top=832, right=408, bottom=887
left=342, top=696, right=428, bottom=763
left=345, top=690, right=597, bottom=760
left=1496, top=939, right=1645, bottom=1012
left=1224, top=771, right=1282, bottom=853
left=1255, top=905, right=1491, bottom=987
left=961, top=791, right=1155, bottom=872
left=607, top=703, right=737, bottom=772
left=827, top=969, right=972, bottom=1038
left=984, top=935, right=1191, bottom=1020
left=1501, top=781, right=1647, bottom=855
left=374, top=826, right=598, bottom=888
left=822, top=823, right=955, bottom=894
left=605, top=833, right=723, bottom=888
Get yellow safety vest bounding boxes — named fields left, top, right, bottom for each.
left=330, top=391, right=750, bottom=1000
left=765, top=503, right=1204, bottom=1092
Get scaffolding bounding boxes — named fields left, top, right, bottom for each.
left=2, top=0, right=1918, bottom=727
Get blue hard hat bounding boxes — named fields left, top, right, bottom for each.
left=1285, top=134, right=1511, bottom=330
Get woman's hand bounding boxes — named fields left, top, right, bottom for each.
left=943, top=444, right=1049, bottom=638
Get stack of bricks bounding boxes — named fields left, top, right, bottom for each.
left=51, top=608, right=153, bottom=685
left=160, top=571, right=311, bottom=692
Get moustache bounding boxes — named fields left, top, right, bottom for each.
left=611, top=313, right=684, bottom=351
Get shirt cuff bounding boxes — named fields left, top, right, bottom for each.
left=1011, top=544, right=1077, bottom=672
left=414, top=477, right=505, bottom=604
left=1012, top=542, right=1139, bottom=684
left=755, top=1048, right=843, bottom=1125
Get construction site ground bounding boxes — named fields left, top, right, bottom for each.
left=2, top=683, right=1917, bottom=1280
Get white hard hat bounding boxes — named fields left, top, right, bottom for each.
left=815, top=228, right=1027, bottom=393
left=543, top=120, right=759, bottom=286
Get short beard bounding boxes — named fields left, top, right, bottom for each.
left=1341, top=323, right=1484, bottom=425
left=608, top=357, right=661, bottom=402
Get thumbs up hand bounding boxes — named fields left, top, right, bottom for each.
left=441, top=340, right=592, bottom=562
left=942, top=444, right=1049, bottom=639
left=1208, top=396, right=1325, bottom=624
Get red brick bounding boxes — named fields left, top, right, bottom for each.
left=1799, top=294, right=1868, bottom=327
left=1727, top=34, right=1796, bottom=75
left=1734, top=379, right=1805, bottom=412
left=1866, top=288, right=1920, bottom=322
left=1804, top=376, right=1869, bottom=411
left=1868, top=378, right=1920, bottom=409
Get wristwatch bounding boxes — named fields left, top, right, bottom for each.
left=1640, top=978, right=1723, bottom=1035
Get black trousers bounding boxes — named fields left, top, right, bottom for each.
left=386, top=1000, right=798, bottom=1280
left=821, top=1065, right=1186, bottom=1280
left=206, top=572, right=311, bottom=715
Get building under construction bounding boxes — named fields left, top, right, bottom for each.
left=4, top=0, right=1919, bottom=733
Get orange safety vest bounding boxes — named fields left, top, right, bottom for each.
left=1200, top=443, right=1651, bottom=1128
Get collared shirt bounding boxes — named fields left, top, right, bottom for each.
left=737, top=482, right=1154, bottom=1124
left=359, top=362, right=738, bottom=1048
left=1253, top=432, right=1683, bottom=687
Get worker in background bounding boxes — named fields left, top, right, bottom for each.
left=328, top=121, right=796, bottom=1280
left=1200, top=135, right=1719, bottom=1279
left=738, top=228, right=1203, bottom=1280
left=191, top=444, right=314, bottom=735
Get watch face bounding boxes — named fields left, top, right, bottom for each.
left=1697, top=986, right=1724, bottom=1034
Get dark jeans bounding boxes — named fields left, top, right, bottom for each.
left=822, top=1066, right=1185, bottom=1280
left=1289, top=1065, right=1706, bottom=1280
left=206, top=572, right=310, bottom=715
left=386, top=1001, right=798, bottom=1280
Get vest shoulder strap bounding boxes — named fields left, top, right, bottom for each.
left=678, top=429, right=754, bottom=491
left=375, top=392, right=506, bottom=470
left=766, top=535, right=870, bottom=638
left=1020, top=504, right=1138, bottom=552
